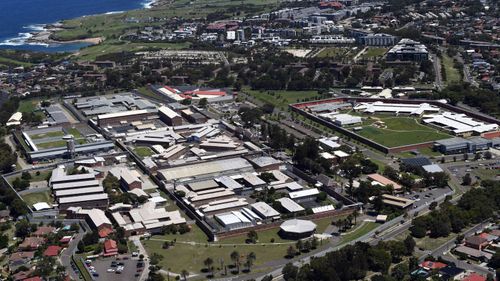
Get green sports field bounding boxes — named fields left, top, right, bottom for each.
left=353, top=115, right=450, bottom=147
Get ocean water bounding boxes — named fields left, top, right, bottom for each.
left=0, top=0, right=152, bottom=53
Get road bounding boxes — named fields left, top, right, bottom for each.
left=432, top=53, right=443, bottom=90
left=455, top=54, right=478, bottom=87
left=131, top=236, right=150, bottom=281
left=59, top=220, right=91, bottom=280
left=4, top=135, right=30, bottom=170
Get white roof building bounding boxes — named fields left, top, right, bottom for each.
left=289, top=188, right=320, bottom=200
left=280, top=219, right=317, bottom=234
left=6, top=112, right=22, bottom=126
left=331, top=114, right=362, bottom=126
left=158, top=106, right=181, bottom=119
left=251, top=202, right=281, bottom=219
left=422, top=112, right=498, bottom=135
left=354, top=101, right=440, bottom=115
left=32, top=202, right=51, bottom=211
left=276, top=198, right=305, bottom=213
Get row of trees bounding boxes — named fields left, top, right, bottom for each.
left=282, top=236, right=416, bottom=281
left=222, top=251, right=257, bottom=274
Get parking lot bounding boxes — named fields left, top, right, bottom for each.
left=87, top=256, right=143, bottom=281
left=401, top=186, right=453, bottom=210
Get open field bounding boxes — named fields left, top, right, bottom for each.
left=21, top=190, right=53, bottom=207
left=17, top=99, right=39, bottom=113
left=442, top=54, right=461, bottom=84
left=136, top=86, right=165, bottom=100
left=472, top=168, right=499, bottom=181
left=143, top=215, right=347, bottom=274
left=133, top=146, right=154, bottom=158
left=361, top=47, right=388, bottom=59
left=36, top=140, right=68, bottom=149
left=0, top=56, right=33, bottom=68
left=30, top=131, right=65, bottom=139
left=352, top=115, right=450, bottom=147
left=316, top=47, right=352, bottom=58
left=340, top=222, right=379, bottom=243
left=66, top=128, right=83, bottom=138
left=244, top=88, right=322, bottom=108
left=76, top=41, right=191, bottom=60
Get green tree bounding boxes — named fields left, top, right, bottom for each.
left=204, top=257, right=214, bottom=275
left=247, top=230, right=258, bottom=244
left=230, top=250, right=240, bottom=272
left=245, top=252, right=256, bottom=272
left=282, top=263, right=298, bottom=280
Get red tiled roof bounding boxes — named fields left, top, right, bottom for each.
left=319, top=1, right=343, bottom=8
left=98, top=226, right=113, bottom=238
left=184, top=90, right=226, bottom=96
left=419, top=260, right=447, bottom=270
left=462, top=273, right=486, bottom=281
left=33, top=226, right=55, bottom=236
left=13, top=270, right=32, bottom=281
left=9, top=251, right=35, bottom=262
left=104, top=239, right=117, bottom=251
left=367, top=173, right=402, bottom=190
left=43, top=245, right=62, bottom=257
left=23, top=277, right=42, bottom=281
left=19, top=237, right=46, bottom=250
left=60, top=236, right=72, bottom=243
left=104, top=239, right=118, bottom=256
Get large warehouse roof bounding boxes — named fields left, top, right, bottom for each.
left=97, top=109, right=149, bottom=120
left=58, top=193, right=108, bottom=204
left=158, top=157, right=253, bottom=181
left=277, top=198, right=305, bottom=213
left=52, top=180, right=100, bottom=190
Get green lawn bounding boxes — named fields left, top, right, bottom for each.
left=17, top=99, right=39, bottom=113
left=472, top=168, right=499, bottom=181
left=416, top=232, right=457, bottom=251
left=36, top=140, right=68, bottom=149
left=28, top=170, right=51, bottom=182
left=244, top=88, right=322, bottom=108
left=66, top=128, right=83, bottom=138
left=77, top=41, right=191, bottom=61
left=74, top=255, right=93, bottom=281
left=442, top=54, right=461, bottom=84
left=340, top=222, right=379, bottom=243
left=21, top=190, right=53, bottom=207
left=143, top=238, right=291, bottom=275
left=30, top=131, right=65, bottom=139
left=152, top=223, right=210, bottom=244
left=316, top=47, right=349, bottom=58
left=354, top=116, right=450, bottom=147
left=0, top=56, right=33, bottom=67
left=143, top=215, right=344, bottom=274
left=133, top=146, right=154, bottom=158
left=418, top=147, right=442, bottom=157
left=362, top=48, right=388, bottom=58
left=136, top=86, right=165, bottom=100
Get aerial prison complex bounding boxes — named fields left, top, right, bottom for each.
left=291, top=97, right=500, bottom=153
left=14, top=92, right=362, bottom=241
